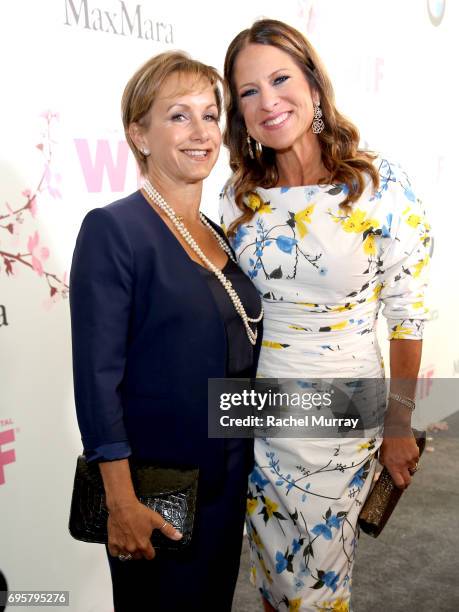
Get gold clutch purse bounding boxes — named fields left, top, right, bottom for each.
left=358, top=429, right=426, bottom=537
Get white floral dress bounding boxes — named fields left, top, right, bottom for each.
left=219, top=158, right=430, bottom=612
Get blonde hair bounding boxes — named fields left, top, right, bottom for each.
left=223, top=19, right=380, bottom=235
left=122, top=51, right=222, bottom=175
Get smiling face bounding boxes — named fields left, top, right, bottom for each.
left=130, top=72, right=221, bottom=185
left=234, top=43, right=318, bottom=152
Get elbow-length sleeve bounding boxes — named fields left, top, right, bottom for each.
left=70, top=207, right=133, bottom=462
left=379, top=167, right=432, bottom=340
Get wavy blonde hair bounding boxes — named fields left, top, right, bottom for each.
left=223, top=19, right=379, bottom=235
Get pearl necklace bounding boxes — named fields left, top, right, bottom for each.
left=143, top=180, right=263, bottom=345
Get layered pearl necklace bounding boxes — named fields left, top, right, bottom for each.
left=143, top=179, right=263, bottom=345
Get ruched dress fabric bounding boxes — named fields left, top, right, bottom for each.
left=219, top=158, right=431, bottom=611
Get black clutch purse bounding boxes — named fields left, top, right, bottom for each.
left=358, top=429, right=426, bottom=537
left=69, top=455, right=198, bottom=550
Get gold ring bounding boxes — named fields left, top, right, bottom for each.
left=160, top=520, right=168, bottom=530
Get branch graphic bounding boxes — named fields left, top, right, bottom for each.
left=0, top=111, right=69, bottom=305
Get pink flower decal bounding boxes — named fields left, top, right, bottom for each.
left=29, top=195, right=38, bottom=217
left=43, top=166, right=62, bottom=199
left=0, top=110, right=68, bottom=304
left=22, top=189, right=38, bottom=217
left=27, top=231, right=50, bottom=276
left=4, top=258, right=14, bottom=276
left=40, top=110, right=60, bottom=121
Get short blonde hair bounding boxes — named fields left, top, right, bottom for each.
left=122, top=51, right=222, bottom=175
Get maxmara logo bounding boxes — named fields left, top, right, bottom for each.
left=64, top=0, right=174, bottom=43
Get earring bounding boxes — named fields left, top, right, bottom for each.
left=246, top=131, right=254, bottom=159
left=312, top=102, right=324, bottom=134
left=246, top=130, right=263, bottom=160
left=141, top=147, right=150, bottom=157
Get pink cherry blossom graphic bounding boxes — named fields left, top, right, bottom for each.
left=0, top=111, right=69, bottom=304
left=27, top=231, right=50, bottom=276
left=21, top=189, right=38, bottom=217
left=43, top=165, right=62, bottom=199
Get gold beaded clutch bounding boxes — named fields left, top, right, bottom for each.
left=358, top=429, right=426, bottom=537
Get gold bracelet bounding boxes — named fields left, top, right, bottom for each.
left=388, top=392, right=416, bottom=411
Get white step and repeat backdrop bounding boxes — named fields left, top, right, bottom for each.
left=0, top=1, right=457, bottom=610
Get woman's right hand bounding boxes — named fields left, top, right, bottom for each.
left=107, top=498, right=183, bottom=560
left=98, top=458, right=182, bottom=560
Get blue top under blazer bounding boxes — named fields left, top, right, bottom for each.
left=69, top=190, right=261, bottom=491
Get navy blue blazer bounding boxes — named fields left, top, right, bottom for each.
left=70, top=190, right=261, bottom=489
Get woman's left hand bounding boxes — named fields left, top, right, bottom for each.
left=378, top=431, right=420, bottom=489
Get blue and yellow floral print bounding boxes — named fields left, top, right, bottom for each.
left=219, top=158, right=430, bottom=610
left=220, top=158, right=430, bottom=378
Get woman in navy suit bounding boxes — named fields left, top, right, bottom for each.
left=70, top=51, right=263, bottom=611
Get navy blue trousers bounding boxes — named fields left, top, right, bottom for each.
left=106, top=439, right=253, bottom=612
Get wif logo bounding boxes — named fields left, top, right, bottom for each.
left=417, top=366, right=435, bottom=400
left=0, top=428, right=16, bottom=486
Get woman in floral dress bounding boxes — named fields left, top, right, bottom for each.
left=219, top=19, right=430, bottom=612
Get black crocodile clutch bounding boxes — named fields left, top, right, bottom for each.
left=69, top=455, right=198, bottom=550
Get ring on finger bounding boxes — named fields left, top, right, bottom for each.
left=408, top=463, right=419, bottom=475
left=159, top=520, right=167, bottom=530
left=118, top=553, right=133, bottom=561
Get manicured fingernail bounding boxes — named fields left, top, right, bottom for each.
left=172, top=531, right=183, bottom=540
